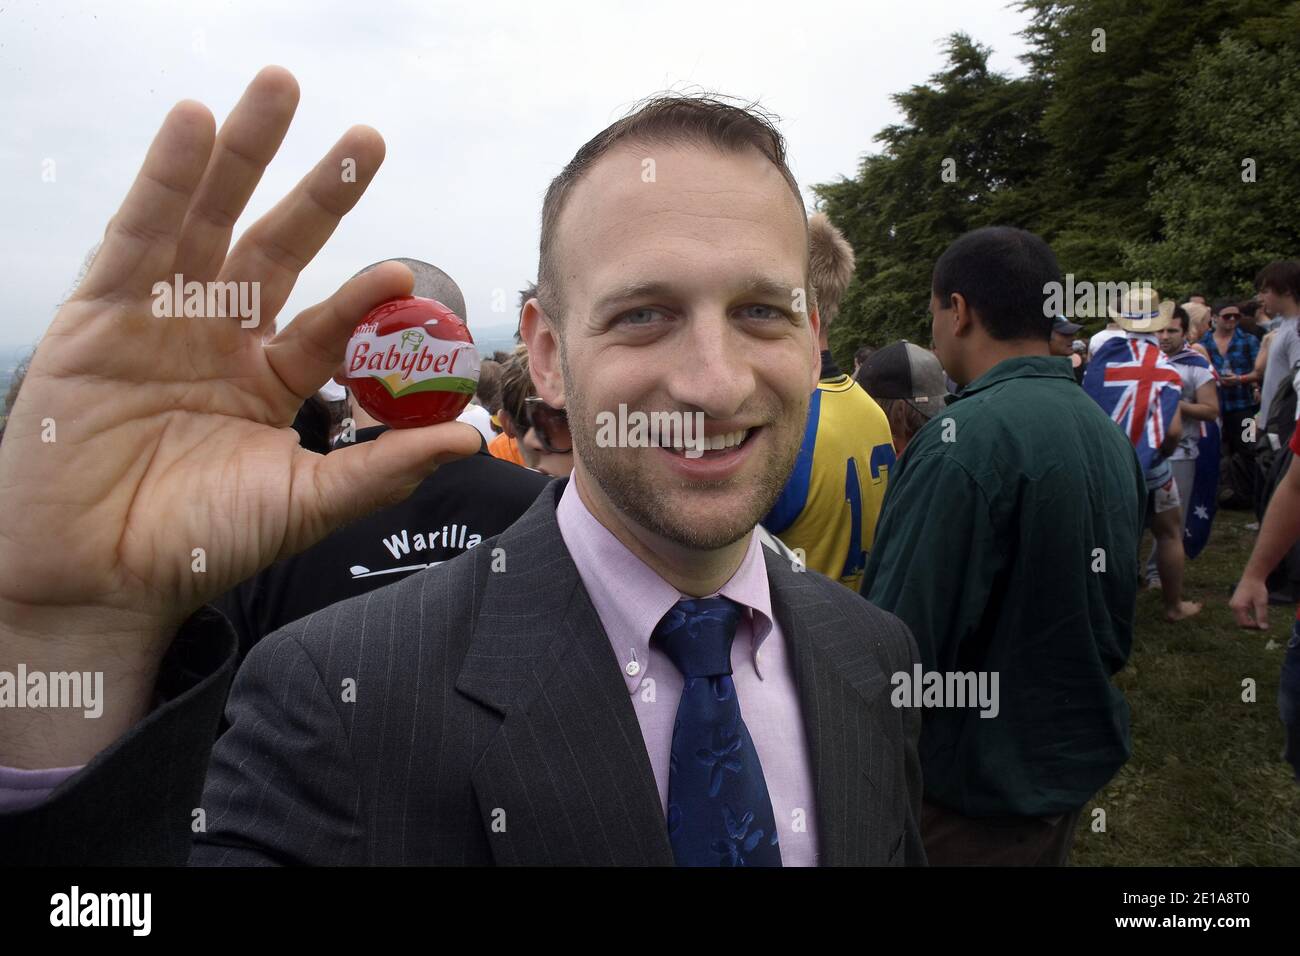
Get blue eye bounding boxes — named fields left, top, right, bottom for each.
left=740, top=304, right=786, bottom=320
left=618, top=307, right=666, bottom=326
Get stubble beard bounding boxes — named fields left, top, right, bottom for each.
left=558, top=345, right=807, bottom=550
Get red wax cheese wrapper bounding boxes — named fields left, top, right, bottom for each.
left=344, top=296, right=480, bottom=429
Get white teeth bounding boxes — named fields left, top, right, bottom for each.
left=702, top=429, right=749, bottom=451
left=669, top=428, right=750, bottom=454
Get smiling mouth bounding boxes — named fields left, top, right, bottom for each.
left=663, top=427, right=757, bottom=457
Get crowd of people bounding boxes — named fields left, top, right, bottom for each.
left=1, top=67, right=1297, bottom=868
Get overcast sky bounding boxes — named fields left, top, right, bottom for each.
left=0, top=0, right=1031, bottom=350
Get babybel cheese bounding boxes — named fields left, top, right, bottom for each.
left=344, top=297, right=481, bottom=429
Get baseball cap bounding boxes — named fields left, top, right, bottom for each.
left=1053, top=316, right=1082, bottom=335
left=856, top=342, right=949, bottom=419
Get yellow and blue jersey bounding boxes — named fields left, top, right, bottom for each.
left=763, top=372, right=896, bottom=591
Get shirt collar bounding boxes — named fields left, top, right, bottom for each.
left=554, top=474, right=775, bottom=693
left=952, top=354, right=1075, bottom=401
left=819, top=349, right=843, bottom=380
left=1206, top=326, right=1245, bottom=350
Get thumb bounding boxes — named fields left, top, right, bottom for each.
left=287, top=420, right=484, bottom=555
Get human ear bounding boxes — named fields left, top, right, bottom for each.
left=519, top=297, right=566, bottom=409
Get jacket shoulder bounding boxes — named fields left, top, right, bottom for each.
left=265, top=535, right=497, bottom=671
left=764, top=545, right=919, bottom=674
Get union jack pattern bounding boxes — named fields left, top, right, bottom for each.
left=1083, top=336, right=1183, bottom=473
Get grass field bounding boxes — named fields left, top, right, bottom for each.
left=1072, top=509, right=1300, bottom=865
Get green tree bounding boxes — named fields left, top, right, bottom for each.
left=1016, top=0, right=1278, bottom=281
left=817, top=0, right=1300, bottom=363
left=816, top=35, right=1047, bottom=359
left=1126, top=33, right=1300, bottom=298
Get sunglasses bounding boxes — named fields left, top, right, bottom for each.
left=1219, top=313, right=1241, bottom=320
left=517, top=396, right=572, bottom=454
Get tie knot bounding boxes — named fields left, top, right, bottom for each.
left=653, top=597, right=742, bottom=679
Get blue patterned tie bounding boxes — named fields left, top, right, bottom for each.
left=654, top=597, right=782, bottom=867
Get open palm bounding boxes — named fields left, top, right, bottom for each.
left=0, top=68, right=480, bottom=761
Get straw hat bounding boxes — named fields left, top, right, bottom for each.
left=1110, top=286, right=1175, bottom=333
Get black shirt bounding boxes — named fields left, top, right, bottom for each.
left=216, top=426, right=551, bottom=658
left=819, top=348, right=842, bottom=380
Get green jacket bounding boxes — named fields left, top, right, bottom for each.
left=863, top=355, right=1145, bottom=817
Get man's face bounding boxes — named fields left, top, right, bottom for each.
left=1049, top=331, right=1073, bottom=356
left=529, top=142, right=819, bottom=550
left=1259, top=288, right=1281, bottom=317
left=1157, top=323, right=1185, bottom=354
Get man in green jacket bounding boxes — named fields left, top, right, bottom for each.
left=862, top=227, right=1145, bottom=865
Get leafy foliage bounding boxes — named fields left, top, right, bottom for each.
left=817, top=0, right=1300, bottom=365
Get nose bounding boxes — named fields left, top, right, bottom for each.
left=662, top=311, right=757, bottom=419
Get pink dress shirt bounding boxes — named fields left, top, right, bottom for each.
left=555, top=476, right=819, bottom=866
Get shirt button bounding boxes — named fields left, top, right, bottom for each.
left=625, top=661, right=641, bottom=677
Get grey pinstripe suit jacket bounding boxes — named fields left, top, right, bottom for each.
left=4, top=479, right=925, bottom=866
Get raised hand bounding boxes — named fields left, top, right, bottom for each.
left=0, top=68, right=482, bottom=766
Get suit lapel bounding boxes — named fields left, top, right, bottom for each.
left=455, top=480, right=673, bottom=866
left=453, top=482, right=905, bottom=866
left=763, top=548, right=906, bottom=865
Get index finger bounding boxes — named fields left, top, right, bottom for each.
left=75, top=101, right=216, bottom=304
left=218, top=125, right=386, bottom=332
left=171, top=66, right=301, bottom=282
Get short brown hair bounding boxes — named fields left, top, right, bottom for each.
left=1256, top=260, right=1300, bottom=301
left=498, top=345, right=534, bottom=428
left=518, top=282, right=538, bottom=311
left=878, top=397, right=927, bottom=448
left=536, top=94, right=805, bottom=324
left=807, top=213, right=855, bottom=325
left=475, top=359, right=503, bottom=415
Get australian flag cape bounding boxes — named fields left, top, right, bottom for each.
left=1082, top=335, right=1182, bottom=475
left=1168, top=346, right=1221, bottom=558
